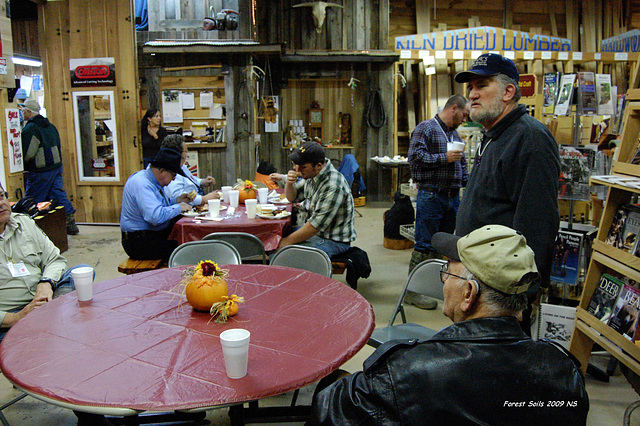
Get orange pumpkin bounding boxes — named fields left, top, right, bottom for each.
left=238, top=188, right=257, bottom=204
left=185, top=275, right=229, bottom=311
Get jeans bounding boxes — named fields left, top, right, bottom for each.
left=0, top=264, right=93, bottom=341
left=415, top=189, right=459, bottom=253
left=25, top=167, right=76, bottom=214
left=290, top=226, right=351, bottom=258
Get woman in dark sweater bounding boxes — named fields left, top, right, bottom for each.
left=141, top=108, right=168, bottom=168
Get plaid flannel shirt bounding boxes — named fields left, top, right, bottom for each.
left=293, top=161, right=356, bottom=243
left=408, top=115, right=468, bottom=189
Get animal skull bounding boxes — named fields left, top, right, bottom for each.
left=293, top=1, right=344, bottom=34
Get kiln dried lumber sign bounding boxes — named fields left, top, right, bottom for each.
left=395, top=27, right=572, bottom=52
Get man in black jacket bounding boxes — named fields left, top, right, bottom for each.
left=454, top=53, right=560, bottom=333
left=310, top=225, right=588, bottom=426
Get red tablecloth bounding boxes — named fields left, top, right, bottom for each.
left=169, top=204, right=292, bottom=251
left=0, top=265, right=374, bottom=413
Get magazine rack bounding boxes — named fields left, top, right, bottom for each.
left=569, top=91, right=640, bottom=376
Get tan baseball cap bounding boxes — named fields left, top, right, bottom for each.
left=431, top=225, right=539, bottom=294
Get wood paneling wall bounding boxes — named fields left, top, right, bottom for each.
left=38, top=0, right=139, bottom=223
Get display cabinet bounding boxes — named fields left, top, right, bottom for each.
left=570, top=91, right=640, bottom=376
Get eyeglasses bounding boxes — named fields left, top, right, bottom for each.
left=440, top=263, right=467, bottom=283
left=0, top=192, right=8, bottom=201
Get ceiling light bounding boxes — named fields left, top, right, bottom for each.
left=11, top=57, right=42, bottom=67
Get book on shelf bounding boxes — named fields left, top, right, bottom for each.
left=609, top=284, right=640, bottom=341
left=587, top=273, right=625, bottom=324
left=614, top=94, right=627, bottom=134
left=554, top=74, right=576, bottom=116
left=550, top=230, right=583, bottom=286
left=596, top=74, right=615, bottom=115
left=558, top=146, right=594, bottom=201
left=533, top=303, right=576, bottom=350
left=605, top=204, right=630, bottom=250
left=578, top=72, right=597, bottom=115
left=543, top=72, right=561, bottom=115
left=623, top=208, right=640, bottom=254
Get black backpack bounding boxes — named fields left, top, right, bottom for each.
left=384, top=192, right=415, bottom=239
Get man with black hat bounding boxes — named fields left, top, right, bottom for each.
left=120, top=148, right=191, bottom=261
left=278, top=141, right=356, bottom=257
left=310, top=225, right=589, bottom=425
left=20, top=99, right=80, bottom=235
left=454, top=53, right=560, bottom=332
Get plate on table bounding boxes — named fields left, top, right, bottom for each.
left=257, top=211, right=291, bottom=220
left=269, top=197, right=291, bottom=204
left=182, top=211, right=205, bottom=217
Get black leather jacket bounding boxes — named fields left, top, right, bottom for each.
left=310, top=316, right=588, bottom=425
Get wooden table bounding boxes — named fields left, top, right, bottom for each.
left=169, top=203, right=292, bottom=251
left=0, top=265, right=374, bottom=422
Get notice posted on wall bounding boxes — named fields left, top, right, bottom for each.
left=162, top=90, right=183, bottom=123
left=5, top=109, right=22, bottom=173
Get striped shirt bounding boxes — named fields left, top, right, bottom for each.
left=408, top=115, right=468, bottom=190
left=293, top=161, right=356, bottom=243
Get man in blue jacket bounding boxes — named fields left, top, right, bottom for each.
left=20, top=100, right=79, bottom=235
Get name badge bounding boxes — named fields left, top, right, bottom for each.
left=7, top=262, right=30, bottom=277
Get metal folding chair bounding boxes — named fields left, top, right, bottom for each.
left=269, top=245, right=332, bottom=277
left=168, top=240, right=241, bottom=267
left=368, top=259, right=446, bottom=348
left=202, top=232, right=267, bottom=264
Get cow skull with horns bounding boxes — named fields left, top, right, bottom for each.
left=293, top=1, right=344, bottom=34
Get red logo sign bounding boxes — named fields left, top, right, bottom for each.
left=75, top=65, right=110, bottom=79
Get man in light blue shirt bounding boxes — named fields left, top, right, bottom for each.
left=120, top=148, right=191, bottom=261
left=161, top=135, right=219, bottom=206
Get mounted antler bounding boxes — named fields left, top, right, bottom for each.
left=292, top=1, right=344, bottom=34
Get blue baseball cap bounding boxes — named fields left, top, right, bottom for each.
left=455, top=53, right=519, bottom=83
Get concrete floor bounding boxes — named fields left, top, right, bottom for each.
left=0, top=203, right=637, bottom=425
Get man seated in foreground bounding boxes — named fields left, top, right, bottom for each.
left=310, top=225, right=589, bottom=425
left=277, top=142, right=356, bottom=257
left=0, top=183, right=90, bottom=341
left=120, top=148, right=191, bottom=262
left=161, top=134, right=219, bottom=206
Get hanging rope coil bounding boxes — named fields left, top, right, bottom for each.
left=366, top=89, right=386, bottom=129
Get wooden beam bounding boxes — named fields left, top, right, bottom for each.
left=416, top=0, right=431, bottom=34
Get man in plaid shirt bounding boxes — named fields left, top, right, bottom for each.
left=406, top=95, right=470, bottom=309
left=278, top=142, right=356, bottom=257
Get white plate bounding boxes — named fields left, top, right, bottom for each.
left=269, top=198, right=291, bottom=204
left=183, top=206, right=226, bottom=217
left=257, top=211, right=291, bottom=220
left=182, top=211, right=205, bottom=217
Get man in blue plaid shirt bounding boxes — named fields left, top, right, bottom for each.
left=279, top=142, right=356, bottom=257
left=406, top=95, right=470, bottom=309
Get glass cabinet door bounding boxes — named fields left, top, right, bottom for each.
left=72, top=91, right=120, bottom=181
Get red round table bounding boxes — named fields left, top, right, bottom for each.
left=0, top=265, right=374, bottom=416
left=169, top=204, right=292, bottom=251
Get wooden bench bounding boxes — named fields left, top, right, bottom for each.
left=332, top=261, right=347, bottom=275
left=118, top=258, right=166, bottom=275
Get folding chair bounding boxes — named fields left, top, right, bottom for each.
left=202, top=232, right=267, bottom=264
left=168, top=240, right=241, bottom=267
left=269, top=245, right=332, bottom=277
left=368, top=259, right=446, bottom=348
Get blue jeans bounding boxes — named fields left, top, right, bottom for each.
left=291, top=226, right=351, bottom=258
left=25, top=167, right=76, bottom=214
left=0, top=264, right=93, bottom=341
left=415, top=189, right=459, bottom=253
